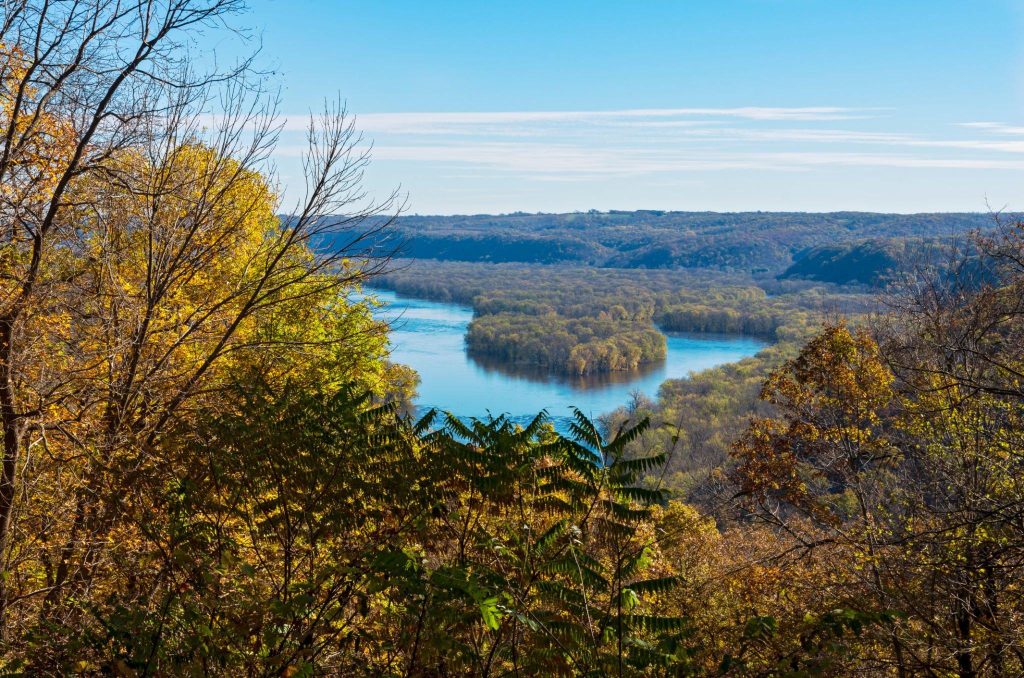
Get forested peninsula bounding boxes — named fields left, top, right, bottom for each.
left=467, top=313, right=667, bottom=375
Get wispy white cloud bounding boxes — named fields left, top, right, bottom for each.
left=367, top=141, right=1024, bottom=180
left=279, top=106, right=878, bottom=134
left=356, top=106, right=876, bottom=130
left=272, top=108, right=1024, bottom=182
left=958, top=121, right=1024, bottom=136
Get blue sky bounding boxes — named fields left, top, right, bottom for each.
left=225, top=1, right=1024, bottom=214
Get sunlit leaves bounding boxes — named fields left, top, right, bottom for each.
left=731, top=323, right=895, bottom=520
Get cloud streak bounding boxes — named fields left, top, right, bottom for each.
left=279, top=107, right=878, bottom=134
left=365, top=142, right=1024, bottom=179
left=272, top=107, right=1024, bottom=182
left=354, top=106, right=876, bottom=130
left=959, top=122, right=1024, bottom=136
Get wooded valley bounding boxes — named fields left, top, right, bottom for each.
left=376, top=261, right=868, bottom=375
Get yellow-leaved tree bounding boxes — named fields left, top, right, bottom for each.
left=0, top=1, right=408, bottom=647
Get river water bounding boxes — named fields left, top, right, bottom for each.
left=370, top=288, right=766, bottom=428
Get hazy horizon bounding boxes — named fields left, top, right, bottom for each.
left=393, top=207, right=1001, bottom=218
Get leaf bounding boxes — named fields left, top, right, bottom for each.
left=744, top=615, right=778, bottom=640
left=627, top=576, right=680, bottom=595
left=533, top=519, right=569, bottom=555
left=479, top=595, right=503, bottom=631
left=627, top=615, right=689, bottom=633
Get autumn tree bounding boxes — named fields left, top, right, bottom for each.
left=733, top=279, right=1024, bottom=676
left=0, top=0, right=405, bottom=650
left=876, top=219, right=1024, bottom=676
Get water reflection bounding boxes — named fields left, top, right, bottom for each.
left=465, top=351, right=677, bottom=391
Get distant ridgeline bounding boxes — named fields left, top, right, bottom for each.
left=778, top=235, right=1004, bottom=288
left=316, top=210, right=994, bottom=279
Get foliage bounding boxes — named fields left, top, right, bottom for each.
left=731, top=323, right=896, bottom=521
left=730, top=307, right=1024, bottom=675
left=780, top=236, right=960, bottom=286
left=0, top=1, right=407, bottom=663
left=4, top=381, right=885, bottom=675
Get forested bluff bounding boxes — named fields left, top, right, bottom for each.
left=4, top=2, right=1024, bottom=676
left=359, top=210, right=992, bottom=274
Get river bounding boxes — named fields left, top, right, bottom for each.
left=370, top=288, right=766, bottom=429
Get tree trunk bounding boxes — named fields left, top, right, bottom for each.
left=0, top=316, right=22, bottom=631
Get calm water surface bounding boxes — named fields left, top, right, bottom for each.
left=370, top=288, right=766, bottom=427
